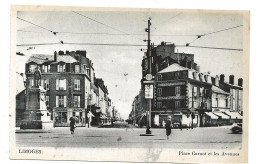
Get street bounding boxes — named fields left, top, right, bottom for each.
left=16, top=123, right=242, bottom=149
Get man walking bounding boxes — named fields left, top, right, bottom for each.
left=69, top=116, right=76, bottom=134
left=165, top=117, right=172, bottom=140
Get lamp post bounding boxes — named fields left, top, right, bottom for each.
left=145, top=18, right=152, bottom=134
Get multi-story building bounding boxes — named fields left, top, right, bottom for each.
left=95, top=78, right=109, bottom=124
left=153, top=63, right=212, bottom=128
left=25, top=50, right=97, bottom=127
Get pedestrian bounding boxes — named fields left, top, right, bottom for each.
left=162, top=120, right=166, bottom=127
left=69, top=116, right=76, bottom=134
left=165, top=117, right=172, bottom=140
left=179, top=119, right=182, bottom=131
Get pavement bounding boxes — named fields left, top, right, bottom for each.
left=15, top=124, right=242, bottom=149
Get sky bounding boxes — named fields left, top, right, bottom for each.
left=15, top=9, right=244, bottom=119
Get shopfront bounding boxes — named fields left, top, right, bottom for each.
left=53, top=107, right=86, bottom=127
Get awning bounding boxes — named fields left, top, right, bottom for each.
left=222, top=111, right=237, bottom=119
left=231, top=112, right=243, bottom=119
left=205, top=112, right=218, bottom=119
left=213, top=112, right=230, bottom=119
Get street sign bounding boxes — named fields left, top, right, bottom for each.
left=145, top=74, right=153, bottom=80
left=145, top=84, right=153, bottom=99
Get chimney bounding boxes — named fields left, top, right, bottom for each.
left=229, top=75, right=234, bottom=85
left=161, top=41, right=165, bottom=46
left=238, top=78, right=243, bottom=87
left=81, top=50, right=87, bottom=58
left=215, top=75, right=219, bottom=86
left=58, top=51, right=64, bottom=55
left=220, top=74, right=225, bottom=83
left=65, top=50, right=69, bottom=55
left=195, top=65, right=200, bottom=72
left=54, top=51, right=57, bottom=61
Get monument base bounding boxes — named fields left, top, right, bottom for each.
left=20, top=120, right=43, bottom=129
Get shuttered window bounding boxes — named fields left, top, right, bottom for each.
left=56, top=79, right=67, bottom=90
left=56, top=95, right=67, bottom=107
left=74, top=96, right=81, bottom=107
left=74, top=79, right=80, bottom=91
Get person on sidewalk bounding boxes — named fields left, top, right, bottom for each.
left=69, top=116, right=76, bottom=134
left=179, top=119, right=182, bottom=131
left=165, top=117, right=172, bottom=140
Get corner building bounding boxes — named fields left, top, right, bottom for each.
left=153, top=64, right=212, bottom=128
left=25, top=51, right=94, bottom=127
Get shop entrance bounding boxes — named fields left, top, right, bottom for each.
left=73, top=111, right=84, bottom=126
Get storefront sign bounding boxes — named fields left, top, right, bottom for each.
left=145, top=84, right=153, bottom=99
left=157, top=96, right=185, bottom=100
left=157, top=82, right=185, bottom=87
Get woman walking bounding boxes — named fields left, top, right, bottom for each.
left=165, top=117, right=172, bottom=140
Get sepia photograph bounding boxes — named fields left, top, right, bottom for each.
left=10, top=5, right=249, bottom=163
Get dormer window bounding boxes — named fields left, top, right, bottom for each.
left=75, top=64, right=80, bottom=73
left=57, top=64, right=65, bottom=72
left=42, top=65, right=50, bottom=73
left=29, top=64, right=37, bottom=73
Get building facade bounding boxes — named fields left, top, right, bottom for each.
left=153, top=64, right=212, bottom=128
left=24, top=50, right=115, bottom=127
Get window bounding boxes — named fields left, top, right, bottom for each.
left=55, top=112, right=67, bottom=123
left=42, top=65, right=50, bottom=73
left=41, top=79, right=49, bottom=90
left=200, top=87, right=204, bottom=96
left=157, top=102, right=162, bottom=108
left=193, top=87, right=197, bottom=96
left=29, top=64, right=37, bottom=73
left=157, top=74, right=162, bottom=81
left=74, top=95, right=81, bottom=107
left=175, top=87, right=180, bottom=96
left=29, top=78, right=34, bottom=87
left=46, top=96, right=49, bottom=107
left=175, top=101, right=180, bottom=109
left=57, top=64, right=65, bottom=72
left=56, top=95, right=67, bottom=107
left=75, top=65, right=80, bottom=73
left=204, top=102, right=207, bottom=109
left=226, top=97, right=229, bottom=108
left=56, top=79, right=67, bottom=90
left=204, top=89, right=208, bottom=98
left=86, top=68, right=90, bottom=76
left=157, top=88, right=162, bottom=96
left=74, top=79, right=80, bottom=91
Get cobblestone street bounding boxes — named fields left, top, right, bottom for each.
left=16, top=124, right=242, bottom=149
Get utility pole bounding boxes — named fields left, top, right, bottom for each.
left=146, top=18, right=152, bottom=134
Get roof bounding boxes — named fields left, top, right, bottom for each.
left=27, top=54, right=78, bottom=65
left=212, top=86, right=230, bottom=95
left=158, top=63, right=189, bottom=73
left=27, top=54, right=54, bottom=64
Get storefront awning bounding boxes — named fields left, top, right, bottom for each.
left=205, top=112, right=218, bottom=119
left=231, top=112, right=243, bottom=119
left=213, top=112, right=230, bottom=119
left=222, top=111, right=237, bottom=119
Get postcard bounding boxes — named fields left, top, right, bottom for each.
left=10, top=5, right=249, bottom=163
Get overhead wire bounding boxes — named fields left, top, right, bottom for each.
left=17, top=29, right=197, bottom=37
left=72, top=11, right=128, bottom=35
left=17, top=17, right=64, bottom=44
left=16, top=42, right=243, bottom=51
left=186, top=25, right=243, bottom=45
left=72, top=11, right=146, bottom=42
